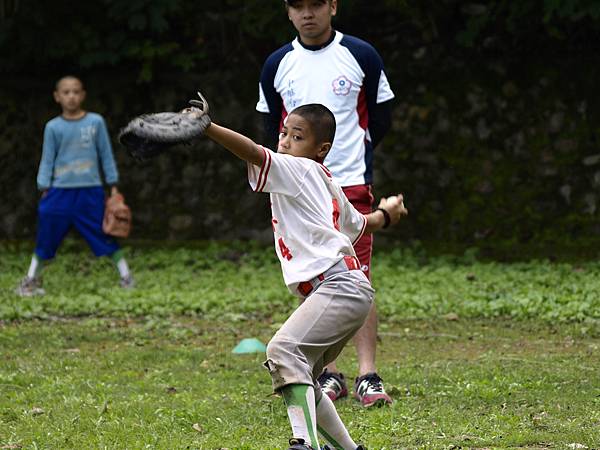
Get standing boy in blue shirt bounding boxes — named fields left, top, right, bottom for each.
left=16, top=76, right=133, bottom=296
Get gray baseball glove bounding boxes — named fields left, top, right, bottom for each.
left=118, top=92, right=211, bottom=161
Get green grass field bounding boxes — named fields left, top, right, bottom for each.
left=1, top=240, right=599, bottom=449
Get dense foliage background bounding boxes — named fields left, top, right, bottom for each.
left=1, top=0, right=599, bottom=248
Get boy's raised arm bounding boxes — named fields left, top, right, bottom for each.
left=204, top=123, right=265, bottom=167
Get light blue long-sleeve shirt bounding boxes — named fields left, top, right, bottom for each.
left=36, top=112, right=119, bottom=190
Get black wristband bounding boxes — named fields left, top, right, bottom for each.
left=376, top=207, right=391, bottom=229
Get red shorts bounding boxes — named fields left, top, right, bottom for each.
left=342, top=184, right=374, bottom=280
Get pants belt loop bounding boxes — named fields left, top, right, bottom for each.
left=343, top=255, right=360, bottom=270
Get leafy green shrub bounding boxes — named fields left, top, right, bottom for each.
left=1, top=242, right=598, bottom=323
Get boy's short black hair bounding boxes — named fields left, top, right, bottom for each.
left=290, top=103, right=336, bottom=146
left=55, top=75, right=84, bottom=91
left=284, top=0, right=329, bottom=6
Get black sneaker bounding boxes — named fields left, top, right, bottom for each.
left=288, top=438, right=315, bottom=450
left=353, top=372, right=392, bottom=407
left=321, top=445, right=366, bottom=450
left=317, top=370, right=348, bottom=402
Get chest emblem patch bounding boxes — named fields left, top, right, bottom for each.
left=332, top=75, right=352, bottom=96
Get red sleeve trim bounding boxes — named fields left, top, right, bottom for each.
left=357, top=85, right=369, bottom=131
left=256, top=146, right=272, bottom=192
left=352, top=215, right=368, bottom=245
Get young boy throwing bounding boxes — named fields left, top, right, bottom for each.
left=16, top=76, right=133, bottom=296
left=201, top=102, right=407, bottom=450
left=258, top=0, right=396, bottom=406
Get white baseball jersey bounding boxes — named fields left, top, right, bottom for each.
left=257, top=31, right=394, bottom=187
left=247, top=147, right=367, bottom=296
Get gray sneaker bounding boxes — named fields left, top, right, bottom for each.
left=15, top=277, right=45, bottom=297
left=120, top=275, right=135, bottom=289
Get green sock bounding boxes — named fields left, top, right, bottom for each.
left=109, top=249, right=130, bottom=279
left=282, top=384, right=319, bottom=448
left=110, top=249, right=124, bottom=264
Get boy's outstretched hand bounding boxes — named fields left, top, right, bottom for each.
left=378, top=194, right=408, bottom=226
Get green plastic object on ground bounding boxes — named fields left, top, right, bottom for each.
left=232, top=338, right=267, bottom=354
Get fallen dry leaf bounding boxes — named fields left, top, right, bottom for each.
left=30, top=407, right=44, bottom=416
left=457, top=434, right=478, bottom=441
left=192, top=423, right=203, bottom=433
left=442, top=312, right=459, bottom=321
left=532, top=411, right=548, bottom=426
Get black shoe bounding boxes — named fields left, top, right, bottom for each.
left=353, top=372, right=392, bottom=407
left=288, top=437, right=315, bottom=450
left=321, top=444, right=366, bottom=450
left=317, top=369, right=348, bottom=401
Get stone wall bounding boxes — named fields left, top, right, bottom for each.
left=1, top=5, right=599, bottom=246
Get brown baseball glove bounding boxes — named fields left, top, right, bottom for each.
left=103, top=193, right=132, bottom=238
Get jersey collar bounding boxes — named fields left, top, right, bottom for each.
left=297, top=30, right=336, bottom=51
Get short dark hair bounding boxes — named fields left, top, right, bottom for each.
left=290, top=103, right=336, bottom=146
left=55, top=75, right=84, bottom=91
left=285, top=0, right=329, bottom=6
